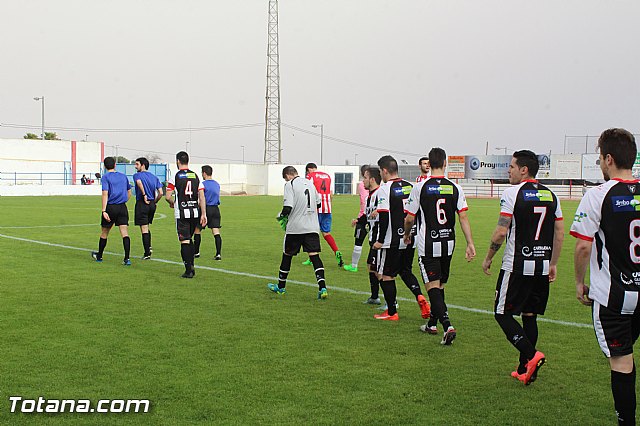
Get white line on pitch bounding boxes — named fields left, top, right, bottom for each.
left=0, top=213, right=167, bottom=229
left=0, top=232, right=592, bottom=329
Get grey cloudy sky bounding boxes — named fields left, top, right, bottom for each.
left=1, top=0, right=638, bottom=165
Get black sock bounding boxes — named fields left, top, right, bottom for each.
left=180, top=243, right=191, bottom=271
left=148, top=231, right=152, bottom=251
left=495, top=314, right=536, bottom=361
left=380, top=280, right=397, bottom=315
left=122, top=236, right=130, bottom=260
left=214, top=234, right=222, bottom=256
left=310, top=254, right=326, bottom=290
left=520, top=315, right=539, bottom=368
left=189, top=241, right=195, bottom=267
left=428, top=288, right=450, bottom=330
left=194, top=233, right=201, bottom=254
left=612, top=367, right=636, bottom=425
left=400, top=270, right=422, bottom=298
left=98, top=237, right=107, bottom=258
left=142, top=232, right=151, bottom=256
left=278, top=254, right=292, bottom=289
left=369, top=272, right=380, bottom=299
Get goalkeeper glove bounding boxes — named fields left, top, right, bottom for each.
left=276, top=215, right=288, bottom=231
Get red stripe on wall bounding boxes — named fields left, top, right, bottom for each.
left=71, top=141, right=77, bottom=185
left=100, top=142, right=104, bottom=162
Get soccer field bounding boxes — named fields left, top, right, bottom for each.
left=0, top=195, right=626, bottom=424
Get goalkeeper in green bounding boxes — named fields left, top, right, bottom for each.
left=268, top=166, right=328, bottom=299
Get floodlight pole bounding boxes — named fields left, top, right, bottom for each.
left=312, top=124, right=324, bottom=165
left=33, top=96, right=45, bottom=139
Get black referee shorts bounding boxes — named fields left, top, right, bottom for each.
left=134, top=200, right=156, bottom=226
left=494, top=270, right=549, bottom=315
left=198, top=205, right=221, bottom=229
left=593, top=301, right=640, bottom=358
left=101, top=203, right=129, bottom=228
left=283, top=233, right=321, bottom=256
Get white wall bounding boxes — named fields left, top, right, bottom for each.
left=0, top=184, right=102, bottom=196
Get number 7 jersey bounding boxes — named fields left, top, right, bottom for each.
left=571, top=178, right=640, bottom=314
left=500, top=180, right=562, bottom=276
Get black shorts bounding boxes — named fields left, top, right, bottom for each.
left=354, top=222, right=368, bottom=246
left=283, top=233, right=322, bottom=256
left=593, top=301, right=640, bottom=358
left=101, top=203, right=129, bottom=228
left=176, top=218, right=199, bottom=242
left=418, top=256, right=452, bottom=284
left=198, top=205, right=221, bottom=229
left=376, top=247, right=414, bottom=277
left=494, top=270, right=549, bottom=315
left=134, top=200, right=156, bottom=226
left=367, top=244, right=378, bottom=269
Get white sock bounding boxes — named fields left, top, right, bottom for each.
left=351, top=245, right=363, bottom=267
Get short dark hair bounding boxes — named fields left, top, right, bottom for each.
left=136, top=157, right=149, bottom=170
left=419, top=156, right=429, bottom=164
left=366, top=166, right=382, bottom=184
left=103, top=156, right=116, bottom=170
left=512, top=150, right=539, bottom=178
left=282, top=166, right=298, bottom=178
left=377, top=155, right=398, bottom=174
left=305, top=163, right=317, bottom=173
left=360, top=164, right=369, bottom=177
left=201, top=165, right=213, bottom=177
left=428, top=148, right=447, bottom=169
left=598, top=128, right=637, bottom=170
left=176, top=151, right=189, bottom=165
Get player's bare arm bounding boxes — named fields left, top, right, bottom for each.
left=198, top=189, right=208, bottom=227
left=549, top=219, right=565, bottom=282
left=403, top=214, right=415, bottom=246
left=155, top=187, right=164, bottom=203
left=101, top=190, right=111, bottom=222
left=165, top=188, right=174, bottom=208
left=482, top=214, right=511, bottom=274
left=127, top=189, right=132, bottom=202
left=574, top=238, right=592, bottom=306
left=136, top=179, right=149, bottom=204
left=458, top=210, right=476, bottom=262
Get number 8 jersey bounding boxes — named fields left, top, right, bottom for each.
left=571, top=178, right=640, bottom=314
left=167, top=169, right=204, bottom=219
left=500, top=180, right=562, bottom=276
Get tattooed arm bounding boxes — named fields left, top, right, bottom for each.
left=482, top=214, right=511, bottom=275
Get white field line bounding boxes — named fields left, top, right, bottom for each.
left=0, top=213, right=167, bottom=229
left=0, top=232, right=592, bottom=329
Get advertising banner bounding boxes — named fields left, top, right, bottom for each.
left=537, top=154, right=551, bottom=178
left=634, top=154, right=640, bottom=179
left=464, top=155, right=511, bottom=179
left=447, top=156, right=465, bottom=179
left=551, top=154, right=582, bottom=179
left=581, top=154, right=602, bottom=180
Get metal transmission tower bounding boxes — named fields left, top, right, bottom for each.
left=263, top=0, right=282, bottom=164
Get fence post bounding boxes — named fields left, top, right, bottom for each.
left=15, top=172, right=17, bottom=185
left=569, top=180, right=572, bottom=199
left=41, top=173, right=43, bottom=185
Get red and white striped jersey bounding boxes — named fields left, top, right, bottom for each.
left=416, top=173, right=431, bottom=183
left=307, top=171, right=332, bottom=214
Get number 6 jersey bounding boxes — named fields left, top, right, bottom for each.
left=571, top=178, right=640, bottom=314
left=499, top=180, right=562, bottom=276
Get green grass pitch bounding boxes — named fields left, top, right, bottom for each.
left=0, top=195, right=631, bottom=424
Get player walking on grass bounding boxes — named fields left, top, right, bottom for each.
left=303, top=163, right=344, bottom=267
left=268, top=166, right=328, bottom=299
left=345, top=165, right=370, bottom=272
left=572, top=129, right=640, bottom=425
left=194, top=165, right=223, bottom=260
left=482, top=150, right=564, bottom=384
left=92, top=157, right=132, bottom=265
left=404, top=148, right=475, bottom=344
left=165, top=151, right=207, bottom=278
left=372, top=155, right=430, bottom=321
left=133, top=157, right=163, bottom=260
left=360, top=166, right=383, bottom=304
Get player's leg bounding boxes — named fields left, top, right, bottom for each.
left=93, top=225, right=111, bottom=261
left=374, top=249, right=399, bottom=320
left=419, top=256, right=449, bottom=336
left=135, top=200, right=152, bottom=259
left=303, top=234, right=327, bottom=299
left=594, top=301, right=637, bottom=424
left=193, top=226, right=202, bottom=258
left=437, top=256, right=454, bottom=340
left=364, top=246, right=381, bottom=304
left=345, top=223, right=367, bottom=272
left=319, top=214, right=342, bottom=267
left=118, top=223, right=131, bottom=264
left=177, top=220, right=196, bottom=278
left=268, top=234, right=300, bottom=294
left=398, top=247, right=430, bottom=319
left=210, top=206, right=222, bottom=260
left=213, top=228, right=222, bottom=260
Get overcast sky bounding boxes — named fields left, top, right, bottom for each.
left=1, top=0, right=638, bottom=166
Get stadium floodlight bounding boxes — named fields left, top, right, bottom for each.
left=311, top=124, right=324, bottom=165
left=495, top=147, right=508, bottom=155
left=33, top=96, right=45, bottom=140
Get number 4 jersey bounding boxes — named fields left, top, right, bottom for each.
left=167, top=169, right=204, bottom=220
left=571, top=178, right=640, bottom=314
left=500, top=180, right=562, bottom=276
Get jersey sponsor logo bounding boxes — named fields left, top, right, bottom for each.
left=430, top=230, right=439, bottom=239
left=522, top=246, right=533, bottom=257
left=430, top=228, right=452, bottom=239
left=393, top=186, right=412, bottom=196
left=522, top=245, right=551, bottom=258
left=426, top=185, right=454, bottom=195
left=573, top=212, right=588, bottom=223
left=522, top=190, right=553, bottom=202
left=612, top=196, right=640, bottom=212
left=620, top=271, right=640, bottom=287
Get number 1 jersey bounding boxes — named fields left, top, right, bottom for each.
left=283, top=176, right=321, bottom=235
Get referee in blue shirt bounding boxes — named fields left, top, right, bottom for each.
left=133, top=157, right=164, bottom=259
left=92, top=157, right=132, bottom=265
left=194, top=165, right=223, bottom=260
